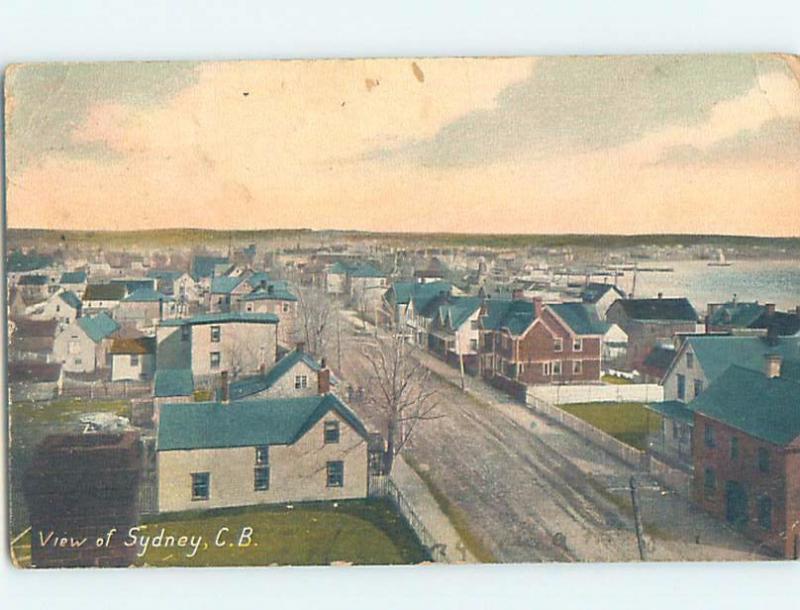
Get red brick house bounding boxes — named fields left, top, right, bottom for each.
left=689, top=355, right=800, bottom=558
left=481, top=297, right=606, bottom=391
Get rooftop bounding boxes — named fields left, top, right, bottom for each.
left=154, top=368, right=195, bottom=398
left=548, top=302, right=609, bottom=335
left=77, top=312, right=120, bottom=342
left=613, top=297, right=698, bottom=322
left=83, top=283, right=127, bottom=302
left=109, top=336, right=156, bottom=355
left=228, top=350, right=328, bottom=400
left=159, top=312, right=279, bottom=326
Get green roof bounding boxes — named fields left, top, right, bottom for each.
left=549, top=302, right=608, bottom=335
left=646, top=400, right=695, bottom=427
left=615, top=297, right=697, bottom=322
left=7, top=250, right=53, bottom=272
left=122, top=287, right=173, bottom=302
left=210, top=275, right=246, bottom=294
left=681, top=335, right=800, bottom=384
left=385, top=280, right=452, bottom=308
left=157, top=394, right=368, bottom=451
left=349, top=263, right=384, bottom=278
left=191, top=255, right=229, bottom=280
left=242, top=281, right=297, bottom=302
left=58, top=291, right=82, bottom=310
left=436, top=297, right=482, bottom=331
left=689, top=365, right=800, bottom=446
left=154, top=369, right=195, bottom=398
left=328, top=261, right=350, bottom=275
left=159, top=312, right=279, bottom=326
left=228, top=350, right=325, bottom=400
left=708, top=301, right=765, bottom=328
left=77, top=312, right=119, bottom=342
left=60, top=270, right=87, bottom=284
left=480, top=298, right=537, bottom=336
left=18, top=274, right=49, bottom=286
left=580, top=282, right=625, bottom=304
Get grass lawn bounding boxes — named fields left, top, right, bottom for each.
left=134, top=499, right=430, bottom=567
left=601, top=374, right=633, bottom=385
left=559, top=402, right=662, bottom=451
left=10, top=398, right=130, bottom=427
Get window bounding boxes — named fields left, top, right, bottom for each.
left=210, top=351, right=221, bottom=369
left=74, top=358, right=82, bottom=365
left=282, top=302, right=291, bottom=313
left=572, top=360, right=582, bottom=374
left=758, top=447, right=770, bottom=473
left=677, top=374, right=686, bottom=401
left=255, top=446, right=269, bottom=465
left=703, top=468, right=716, bottom=497
left=543, top=362, right=552, bottom=376
left=471, top=320, right=480, bottom=330
left=191, top=472, right=210, bottom=500
left=730, top=436, right=739, bottom=460
left=757, top=496, right=772, bottom=530
left=130, top=354, right=139, bottom=366
left=553, top=338, right=563, bottom=352
left=68, top=340, right=80, bottom=355
left=181, top=325, right=190, bottom=341
left=246, top=303, right=254, bottom=312
left=573, top=338, right=582, bottom=352
left=210, top=325, right=221, bottom=342
left=686, top=352, right=694, bottom=369
left=254, top=466, right=270, bottom=491
left=295, top=374, right=308, bottom=389
left=326, top=461, right=344, bottom=487
left=694, top=379, right=703, bottom=398
left=704, top=423, right=715, bottom=448
left=552, top=360, right=562, bottom=375
left=324, top=421, right=340, bottom=444
left=470, top=338, right=479, bottom=351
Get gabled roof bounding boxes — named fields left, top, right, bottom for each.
left=58, top=291, right=82, bottom=310
left=613, top=297, right=697, bottom=322
left=385, top=280, right=452, bottom=309
left=580, top=282, right=625, bottom=304
left=18, top=274, right=49, bottom=286
left=191, top=255, right=229, bottom=280
left=242, top=281, right=297, bottom=302
left=83, top=283, right=127, bottom=301
left=348, top=263, right=384, bottom=278
left=228, top=350, right=326, bottom=400
left=643, top=345, right=677, bottom=372
left=8, top=361, right=62, bottom=384
left=678, top=335, right=800, bottom=384
left=246, top=271, right=272, bottom=287
left=159, top=312, right=279, bottom=326
left=122, top=287, right=173, bottom=302
left=157, top=393, right=368, bottom=451
left=435, top=297, right=482, bottom=331
left=147, top=269, right=184, bottom=281
left=210, top=275, right=246, bottom=294
left=689, top=365, right=800, bottom=446
left=707, top=301, right=765, bottom=328
left=60, top=270, right=87, bottom=284
left=109, top=336, right=156, bottom=355
left=77, top=312, right=120, bottom=342
left=646, top=400, right=694, bottom=427
left=7, top=250, right=53, bottom=273
left=154, top=369, right=195, bottom=398
left=480, top=298, right=537, bottom=336
left=751, top=311, right=800, bottom=336
left=13, top=318, right=58, bottom=337
left=328, top=261, right=351, bottom=275
left=548, top=302, right=608, bottom=335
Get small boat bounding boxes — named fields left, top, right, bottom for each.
left=708, top=249, right=732, bottom=267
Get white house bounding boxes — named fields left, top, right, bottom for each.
left=110, top=336, right=157, bottom=381
left=25, top=290, right=82, bottom=330
left=52, top=312, right=120, bottom=373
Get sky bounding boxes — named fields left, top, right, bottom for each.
left=5, top=54, right=800, bottom=235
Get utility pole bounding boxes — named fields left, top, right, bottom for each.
left=336, top=313, right=342, bottom=372
left=629, top=476, right=647, bottom=561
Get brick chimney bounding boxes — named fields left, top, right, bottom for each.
left=765, top=303, right=776, bottom=317
left=296, top=341, right=305, bottom=353
left=764, top=353, right=782, bottom=379
left=318, top=358, right=331, bottom=394
left=532, top=296, right=544, bottom=318
left=220, top=370, right=229, bottom=402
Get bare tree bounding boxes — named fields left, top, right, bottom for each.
left=361, top=333, right=440, bottom=474
left=295, top=284, right=335, bottom=359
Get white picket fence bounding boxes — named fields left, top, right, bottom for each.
left=527, top=383, right=663, bottom=405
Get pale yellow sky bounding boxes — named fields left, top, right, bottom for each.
left=5, top=55, right=800, bottom=235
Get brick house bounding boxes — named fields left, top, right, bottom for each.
left=481, top=297, right=606, bottom=389
left=606, top=296, right=699, bottom=370
left=690, top=356, right=800, bottom=558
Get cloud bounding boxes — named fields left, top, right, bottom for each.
left=4, top=62, right=199, bottom=173
left=369, top=54, right=796, bottom=167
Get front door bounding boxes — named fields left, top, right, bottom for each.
left=725, top=481, right=748, bottom=526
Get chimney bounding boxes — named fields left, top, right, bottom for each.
left=511, top=288, right=525, bottom=301
left=764, top=353, right=782, bottom=379
left=260, top=279, right=267, bottom=290
left=765, top=303, right=776, bottom=317
left=267, top=284, right=274, bottom=295
left=318, top=359, right=331, bottom=394
left=220, top=371, right=229, bottom=402
left=259, top=362, right=266, bottom=376
left=532, top=296, right=544, bottom=317
left=296, top=342, right=305, bottom=353
left=657, top=292, right=663, bottom=299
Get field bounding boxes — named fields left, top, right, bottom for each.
left=558, top=402, right=662, bottom=451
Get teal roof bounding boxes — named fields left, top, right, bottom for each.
left=147, top=269, right=183, bottom=281
left=122, top=287, right=173, bottom=302
left=708, top=301, right=765, bottom=328
left=210, top=275, right=245, bottom=294
left=247, top=272, right=272, bottom=287
left=386, top=280, right=452, bottom=308
left=154, top=369, right=195, bottom=398
left=7, top=250, right=53, bottom=272
left=681, top=335, right=800, bottom=384
left=689, top=365, right=800, bottom=446
left=481, top=299, right=537, bottom=336
left=191, top=255, right=229, bottom=280
left=19, top=274, right=48, bottom=286
left=58, top=291, right=82, bottom=310
left=328, top=261, right=350, bottom=275
left=549, top=302, right=608, bottom=335
left=242, top=281, right=297, bottom=302
left=349, top=263, right=384, bottom=278
left=159, top=312, right=279, bottom=326
left=228, top=350, right=326, bottom=400
left=157, top=394, right=368, bottom=451
left=60, top=270, right=87, bottom=284
left=646, top=400, right=695, bottom=427
left=436, top=297, right=482, bottom=330
left=77, top=312, right=119, bottom=342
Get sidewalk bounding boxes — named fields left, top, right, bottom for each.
left=390, top=455, right=477, bottom=563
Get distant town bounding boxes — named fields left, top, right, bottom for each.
left=7, top=228, right=800, bottom=566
